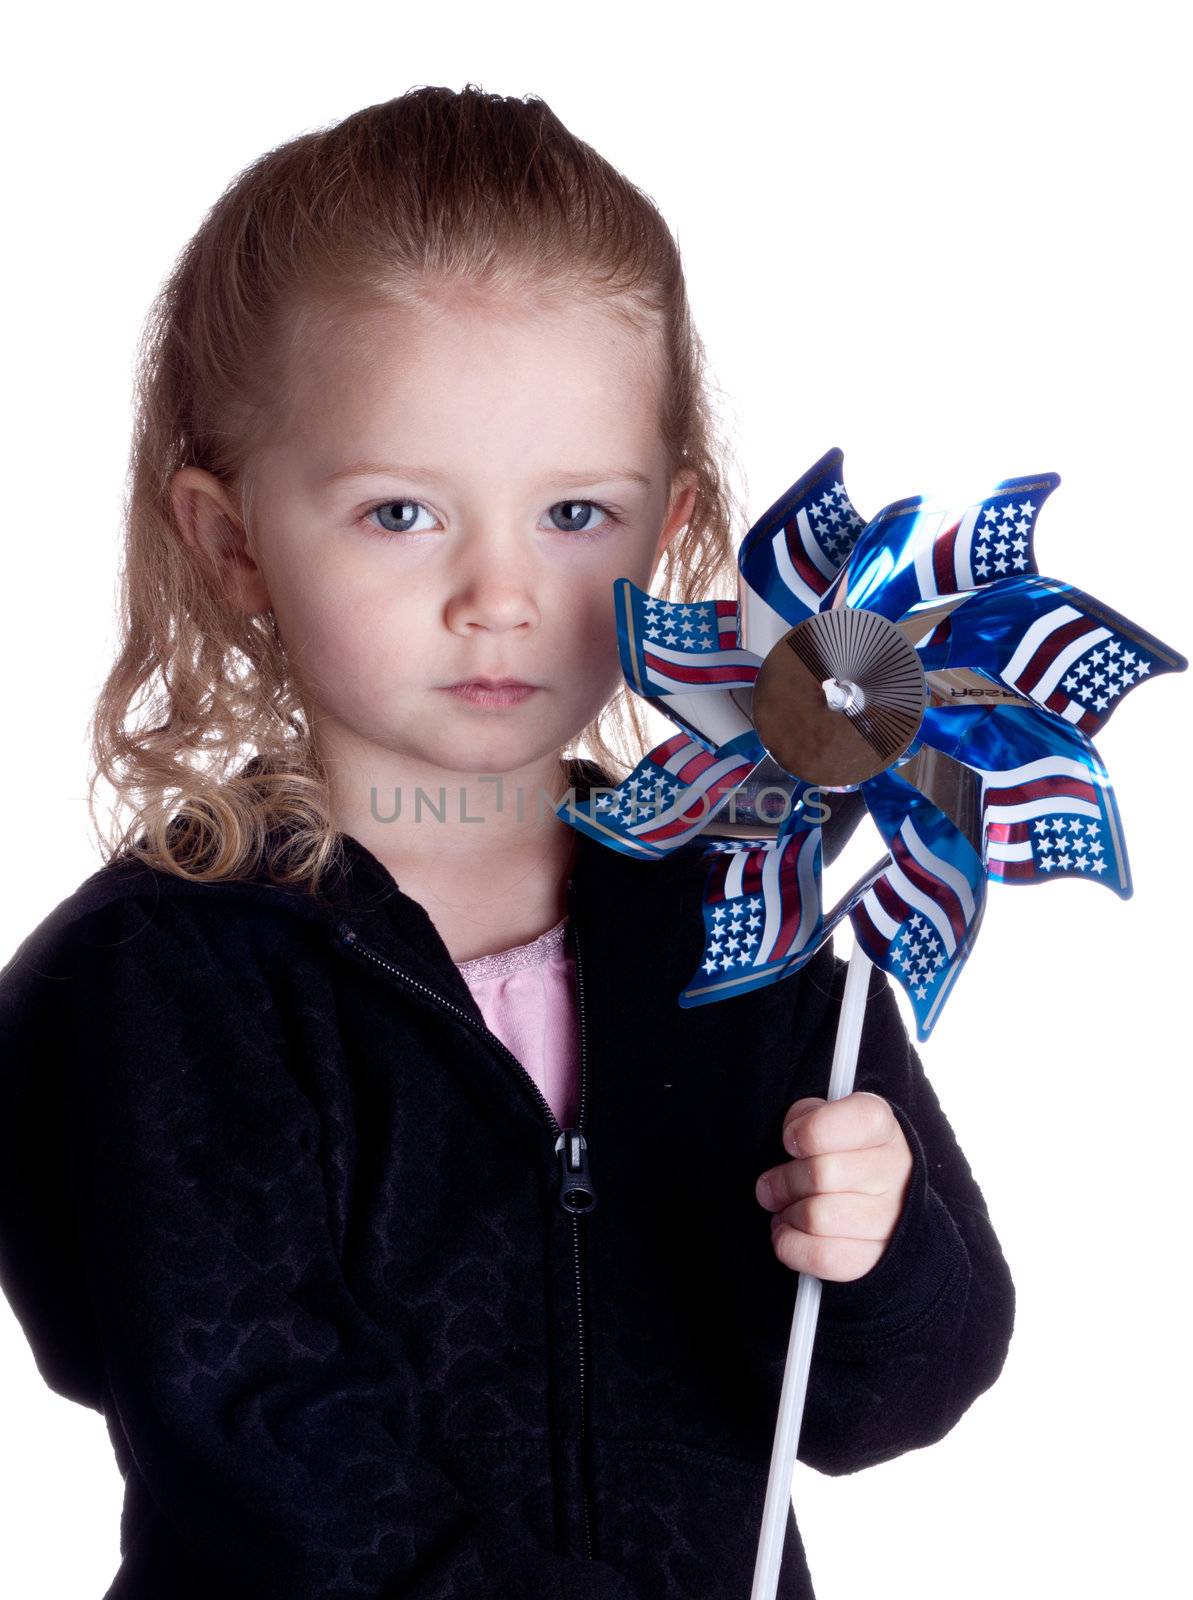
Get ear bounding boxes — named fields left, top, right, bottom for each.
left=650, top=466, right=698, bottom=583
left=170, top=466, right=271, bottom=614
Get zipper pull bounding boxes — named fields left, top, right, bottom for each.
left=555, top=1129, right=597, bottom=1215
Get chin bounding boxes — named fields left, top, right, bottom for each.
left=394, top=733, right=562, bottom=782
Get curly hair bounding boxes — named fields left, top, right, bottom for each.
left=89, top=83, right=747, bottom=890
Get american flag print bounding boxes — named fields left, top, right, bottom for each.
left=611, top=579, right=764, bottom=756
left=560, top=729, right=767, bottom=860
left=681, top=820, right=826, bottom=1003
left=916, top=702, right=1131, bottom=894
left=615, top=584, right=761, bottom=698
left=837, top=766, right=986, bottom=1038
left=1003, top=610, right=1155, bottom=735
left=982, top=743, right=1129, bottom=889
left=911, top=576, right=1185, bottom=739
left=831, top=472, right=1060, bottom=622
left=987, top=809, right=1123, bottom=888
left=772, top=478, right=866, bottom=614
left=737, top=447, right=867, bottom=654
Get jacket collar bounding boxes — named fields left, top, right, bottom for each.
left=311, top=758, right=714, bottom=1019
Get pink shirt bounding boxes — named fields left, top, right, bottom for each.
left=454, top=915, right=580, bottom=1130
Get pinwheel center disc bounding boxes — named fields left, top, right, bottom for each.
left=753, top=608, right=927, bottom=786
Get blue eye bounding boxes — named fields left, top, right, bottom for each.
left=548, top=500, right=614, bottom=535
left=364, top=500, right=437, bottom=536
left=359, top=497, right=623, bottom=539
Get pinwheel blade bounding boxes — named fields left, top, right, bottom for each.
left=556, top=729, right=768, bottom=859
left=694, top=756, right=831, bottom=847
left=679, top=808, right=832, bottom=1006
left=737, top=447, right=866, bottom=658
left=614, top=576, right=764, bottom=751
left=916, top=701, right=1132, bottom=894
left=833, top=765, right=988, bottom=1039
left=903, top=575, right=1189, bottom=737
left=825, top=471, right=1061, bottom=622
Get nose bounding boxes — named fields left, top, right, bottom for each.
left=443, top=534, right=542, bottom=635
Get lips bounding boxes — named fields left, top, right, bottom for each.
left=447, top=677, right=537, bottom=690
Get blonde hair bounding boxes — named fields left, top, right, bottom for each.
left=89, top=83, right=747, bottom=890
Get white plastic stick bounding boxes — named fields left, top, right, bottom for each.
left=749, top=932, right=873, bottom=1600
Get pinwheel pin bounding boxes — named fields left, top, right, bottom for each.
left=556, top=448, right=1186, bottom=1600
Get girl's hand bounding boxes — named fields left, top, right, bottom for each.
left=754, top=1092, right=914, bottom=1282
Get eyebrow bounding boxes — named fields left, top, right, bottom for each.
left=321, top=461, right=652, bottom=490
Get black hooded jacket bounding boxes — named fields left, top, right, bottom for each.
left=0, top=762, right=1015, bottom=1599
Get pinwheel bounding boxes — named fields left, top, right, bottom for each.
left=555, top=447, right=1187, bottom=1600
left=557, top=447, right=1187, bottom=1040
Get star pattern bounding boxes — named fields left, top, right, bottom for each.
left=1029, top=814, right=1111, bottom=878
left=806, top=479, right=866, bottom=566
left=700, top=892, right=765, bottom=975
left=973, top=499, right=1035, bottom=580
left=594, top=766, right=683, bottom=824
left=1058, top=637, right=1153, bottom=718
left=888, top=911, right=946, bottom=1003
left=641, top=595, right=725, bottom=651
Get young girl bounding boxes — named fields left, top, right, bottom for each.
left=0, top=85, right=1015, bottom=1600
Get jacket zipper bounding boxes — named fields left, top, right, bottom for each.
left=333, top=881, right=597, bottom=1563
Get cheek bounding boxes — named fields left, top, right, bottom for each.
left=565, top=582, right=618, bottom=649
left=541, top=573, right=628, bottom=716
left=549, top=543, right=650, bottom=645
left=285, top=612, right=427, bottom=736
left=265, top=550, right=423, bottom=707
left=540, top=578, right=617, bottom=678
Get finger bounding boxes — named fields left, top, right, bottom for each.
left=784, top=1090, right=898, bottom=1159
left=771, top=1188, right=895, bottom=1243
left=784, top=1096, right=826, bottom=1124
left=770, top=1222, right=886, bottom=1283
left=755, top=1143, right=892, bottom=1210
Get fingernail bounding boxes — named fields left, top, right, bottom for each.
left=784, top=1123, right=800, bottom=1157
left=756, top=1175, right=773, bottom=1207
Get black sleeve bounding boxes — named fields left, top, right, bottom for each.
left=786, top=955, right=1017, bottom=1477
left=2, top=896, right=638, bottom=1600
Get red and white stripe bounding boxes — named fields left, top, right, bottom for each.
left=984, top=819, right=1043, bottom=880
left=911, top=504, right=978, bottom=599
left=772, top=507, right=840, bottom=615
left=642, top=601, right=761, bottom=693
left=622, top=734, right=761, bottom=852
left=985, top=815, right=1115, bottom=883
left=980, top=753, right=1102, bottom=874
left=853, top=816, right=977, bottom=957
left=981, top=754, right=1100, bottom=821
left=1000, top=604, right=1113, bottom=713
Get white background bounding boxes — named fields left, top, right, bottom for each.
left=2, top=2, right=1189, bottom=1595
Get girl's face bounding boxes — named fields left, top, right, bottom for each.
left=206, top=290, right=696, bottom=786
